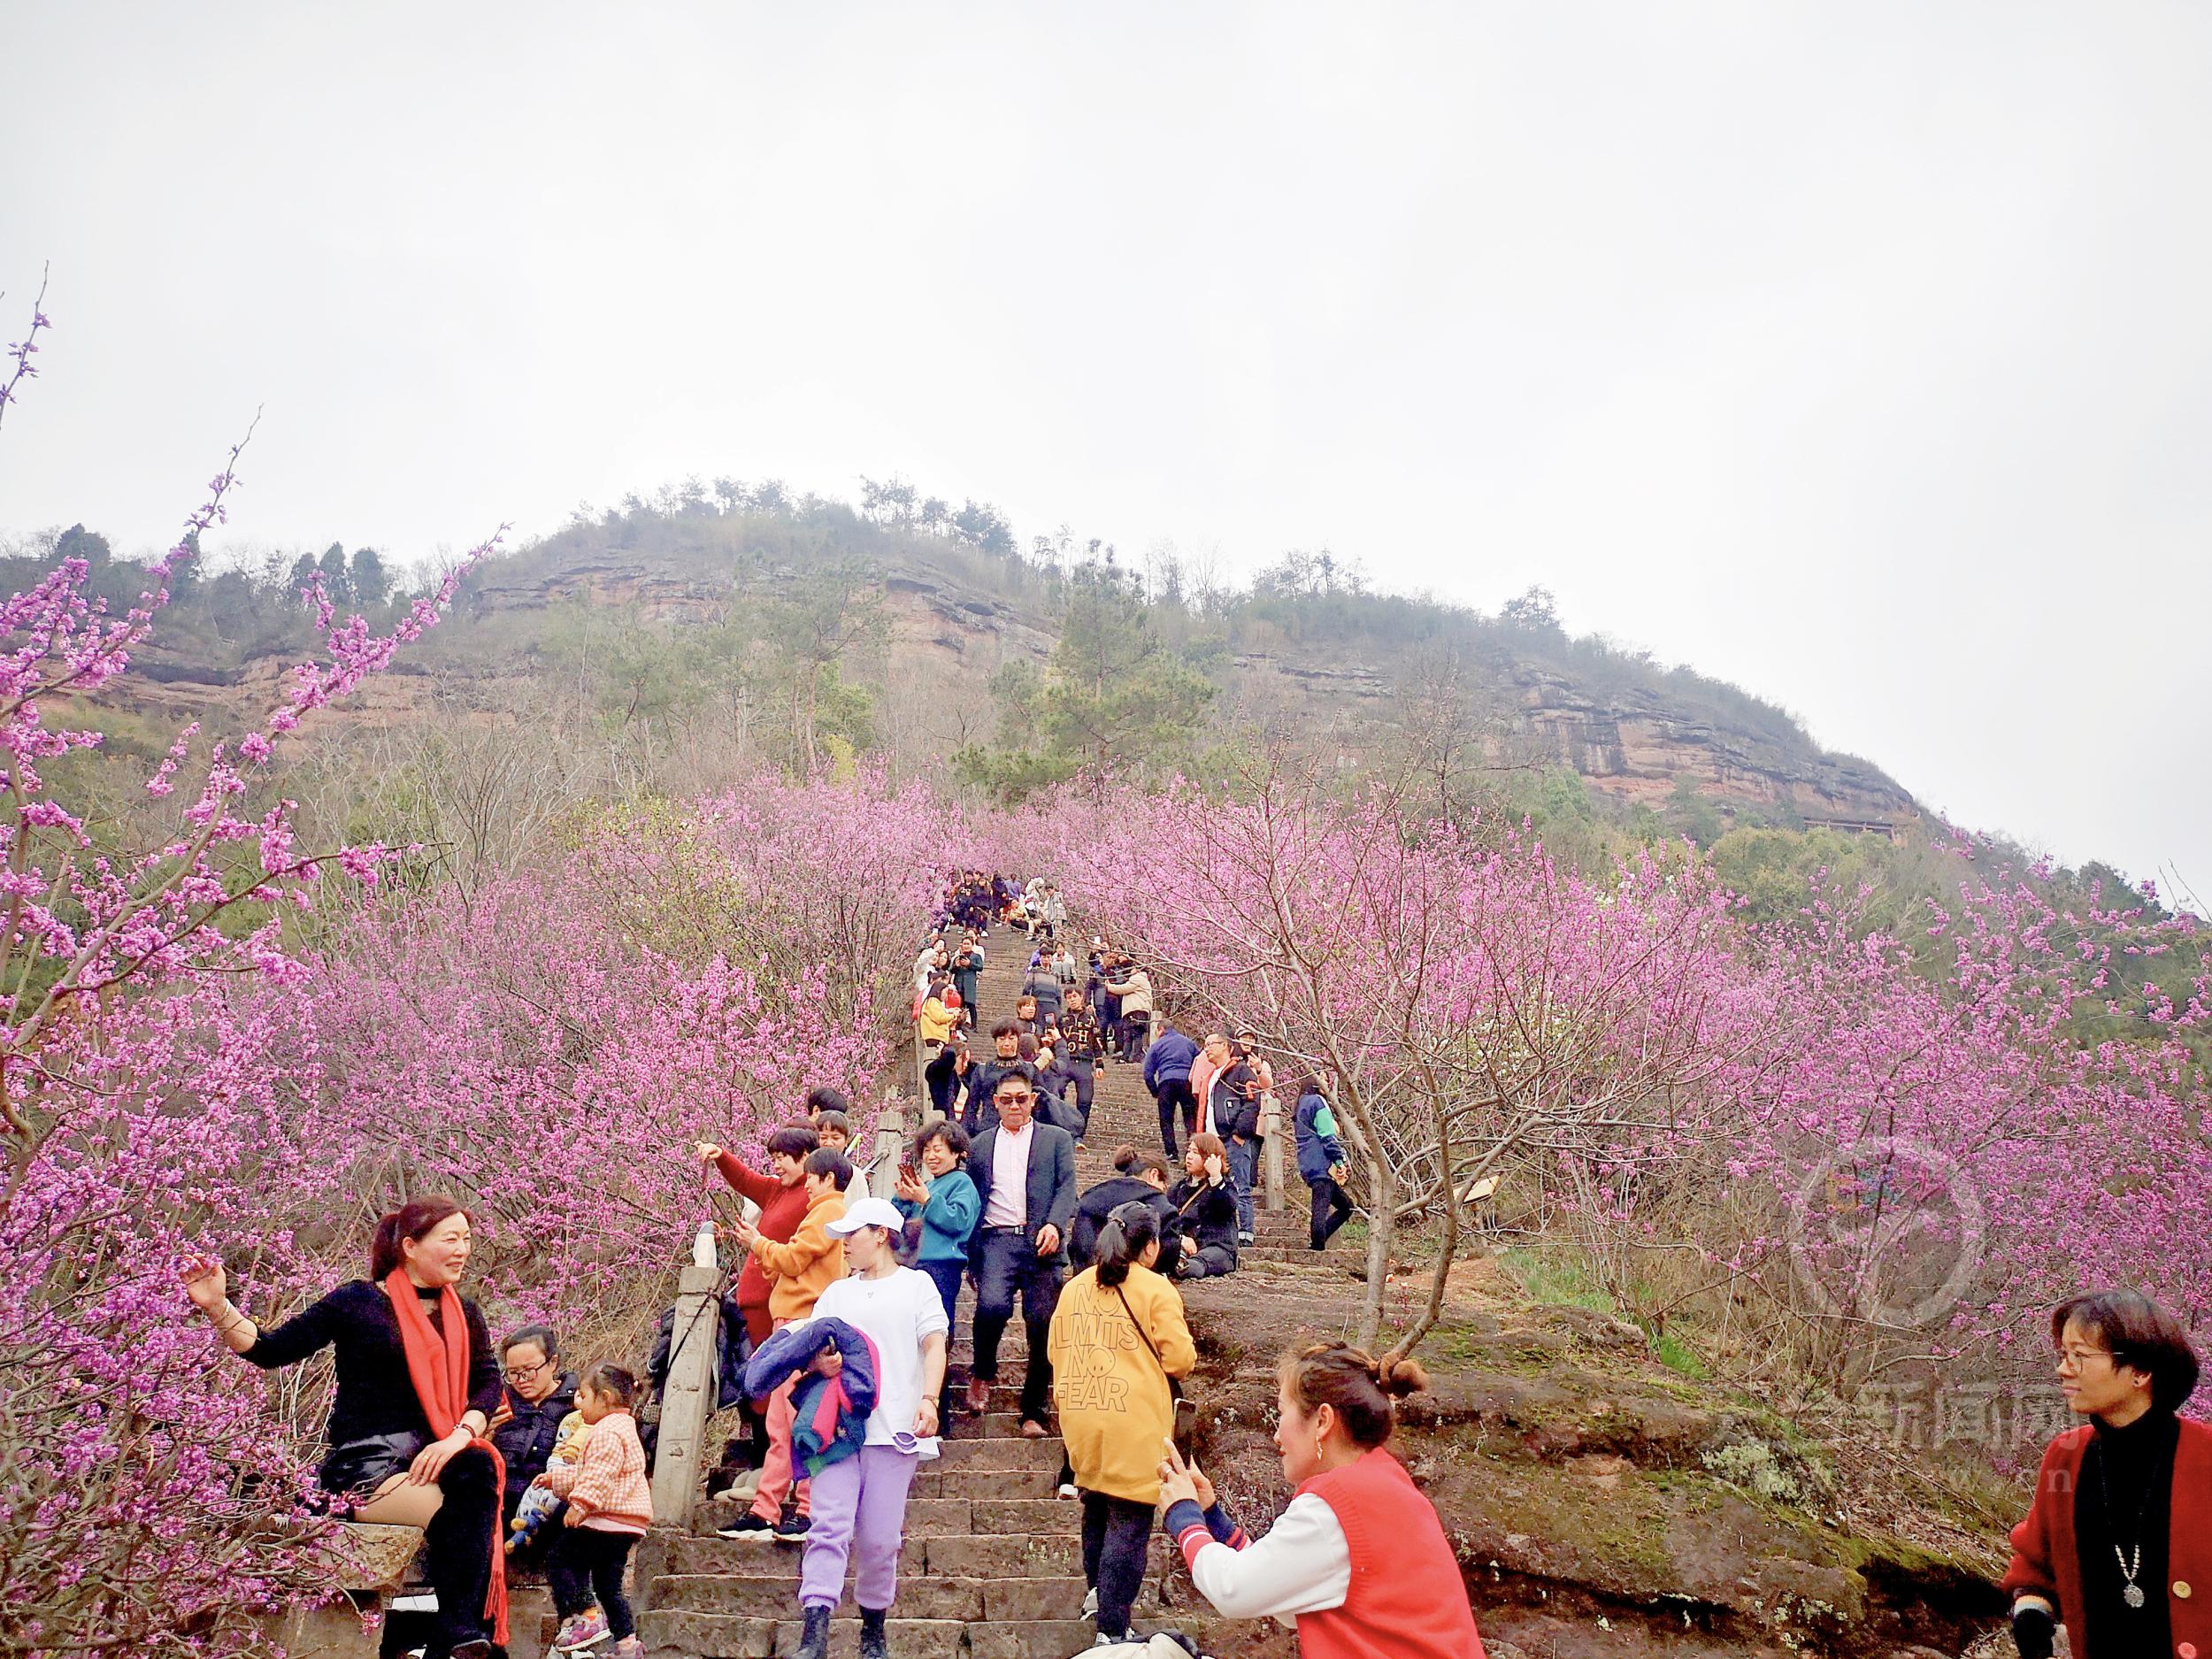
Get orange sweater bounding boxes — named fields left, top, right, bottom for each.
left=749, top=1186, right=847, bottom=1324
left=541, top=1409, right=653, bottom=1535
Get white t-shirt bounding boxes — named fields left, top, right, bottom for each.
left=808, top=1268, right=949, bottom=1448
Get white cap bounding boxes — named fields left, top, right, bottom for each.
left=827, top=1196, right=906, bottom=1236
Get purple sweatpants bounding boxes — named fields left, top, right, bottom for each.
left=798, top=1445, right=920, bottom=1612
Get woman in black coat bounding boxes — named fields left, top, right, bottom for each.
left=1167, top=1134, right=1240, bottom=1279
left=184, top=1197, right=508, bottom=1659
left=1069, top=1145, right=1179, bottom=1270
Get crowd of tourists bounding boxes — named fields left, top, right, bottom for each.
left=176, top=870, right=2190, bottom=1659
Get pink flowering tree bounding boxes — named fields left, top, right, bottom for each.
left=0, top=290, right=497, bottom=1655
left=693, top=765, right=982, bottom=1025
left=1024, top=759, right=1768, bottom=1363
left=1711, top=858, right=2212, bottom=1394
left=253, top=827, right=902, bottom=1365
left=0, top=756, right=941, bottom=1655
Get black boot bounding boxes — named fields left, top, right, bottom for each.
left=797, top=1603, right=833, bottom=1659
left=859, top=1605, right=890, bottom=1659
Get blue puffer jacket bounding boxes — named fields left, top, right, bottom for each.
left=1294, top=1091, right=1346, bottom=1183
left=742, top=1317, right=880, bottom=1481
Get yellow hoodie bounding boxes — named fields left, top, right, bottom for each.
left=750, top=1185, right=846, bottom=1325
left=1048, top=1262, right=1196, bottom=1503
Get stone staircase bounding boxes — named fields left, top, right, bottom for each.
left=634, top=925, right=1309, bottom=1659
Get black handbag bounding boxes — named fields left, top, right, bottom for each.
left=320, top=1429, right=428, bottom=1498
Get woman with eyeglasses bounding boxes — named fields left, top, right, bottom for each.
left=488, top=1324, right=578, bottom=1555
left=2004, top=1289, right=2208, bottom=1659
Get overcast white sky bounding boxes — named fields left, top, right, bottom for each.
left=3, top=3, right=2207, bottom=891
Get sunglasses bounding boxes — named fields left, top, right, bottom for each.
left=998, top=1092, right=1035, bottom=1104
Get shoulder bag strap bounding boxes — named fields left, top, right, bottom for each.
left=1111, top=1281, right=1165, bottom=1372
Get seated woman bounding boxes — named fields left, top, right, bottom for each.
left=488, top=1322, right=578, bottom=1560
left=1166, top=1134, right=1240, bottom=1279
left=1157, top=1342, right=1487, bottom=1658
left=182, top=1197, right=509, bottom=1659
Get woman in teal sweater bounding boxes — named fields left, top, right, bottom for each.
left=893, top=1119, right=980, bottom=1338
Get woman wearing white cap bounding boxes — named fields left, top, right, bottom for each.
left=787, top=1196, right=950, bottom=1659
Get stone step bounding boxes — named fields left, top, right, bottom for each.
left=652, top=1529, right=1166, bottom=1579
left=649, top=1571, right=1096, bottom=1623
left=931, top=1435, right=1066, bottom=1471
left=941, top=1380, right=1027, bottom=1415
left=639, top=1609, right=1271, bottom=1659
left=639, top=1609, right=964, bottom=1659
left=698, top=1487, right=1084, bottom=1542
left=921, top=1530, right=1167, bottom=1579
left=909, top=1466, right=1060, bottom=1501
left=969, top=1496, right=1087, bottom=1535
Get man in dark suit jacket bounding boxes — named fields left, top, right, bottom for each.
left=964, top=1068, right=1079, bottom=1434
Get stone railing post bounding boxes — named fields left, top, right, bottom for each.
left=1261, top=1090, right=1284, bottom=1211
left=649, top=1263, right=722, bottom=1533
left=871, top=1092, right=910, bottom=1202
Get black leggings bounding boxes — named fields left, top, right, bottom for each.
left=1154, top=1080, right=1196, bottom=1156
left=1080, top=1489, right=1156, bottom=1640
left=547, top=1525, right=640, bottom=1640
left=420, top=1445, right=500, bottom=1651
left=1308, top=1175, right=1355, bottom=1248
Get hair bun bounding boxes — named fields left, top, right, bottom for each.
left=1376, top=1355, right=1431, bottom=1398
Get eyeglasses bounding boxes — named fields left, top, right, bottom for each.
left=503, top=1356, right=553, bottom=1383
left=2058, top=1345, right=2115, bottom=1370
left=998, top=1092, right=1034, bottom=1104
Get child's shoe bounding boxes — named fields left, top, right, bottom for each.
left=553, top=1608, right=609, bottom=1651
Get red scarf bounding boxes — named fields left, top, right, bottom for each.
left=383, top=1270, right=508, bottom=1646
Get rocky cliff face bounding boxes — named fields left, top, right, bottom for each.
left=112, top=539, right=1922, bottom=829
left=1500, top=669, right=1915, bottom=825
left=859, top=556, right=1917, bottom=826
